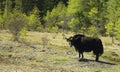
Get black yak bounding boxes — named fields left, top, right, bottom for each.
left=66, top=34, right=104, bottom=61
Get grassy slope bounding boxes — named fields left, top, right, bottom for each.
left=0, top=31, right=120, bottom=72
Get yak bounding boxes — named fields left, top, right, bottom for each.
left=66, top=34, right=104, bottom=61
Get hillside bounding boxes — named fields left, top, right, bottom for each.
left=0, top=31, right=120, bottom=72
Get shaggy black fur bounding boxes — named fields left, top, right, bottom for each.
left=66, top=34, right=104, bottom=61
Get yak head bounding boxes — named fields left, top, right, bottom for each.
left=66, top=34, right=85, bottom=47
left=66, top=36, right=75, bottom=47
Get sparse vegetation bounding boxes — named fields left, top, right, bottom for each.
left=0, top=31, right=120, bottom=72
left=41, top=35, right=50, bottom=48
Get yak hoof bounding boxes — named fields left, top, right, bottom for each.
left=95, top=59, right=99, bottom=62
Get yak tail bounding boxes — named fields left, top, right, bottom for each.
left=98, top=39, right=104, bottom=56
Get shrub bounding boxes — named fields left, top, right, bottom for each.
left=8, top=13, right=28, bottom=41
left=41, top=35, right=49, bottom=48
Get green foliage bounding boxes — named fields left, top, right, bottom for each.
left=14, top=0, right=22, bottom=12
left=67, top=0, right=92, bottom=33
left=67, top=0, right=83, bottom=15
left=67, top=0, right=107, bottom=35
left=44, top=2, right=67, bottom=32
left=28, top=6, right=42, bottom=31
left=0, top=14, right=3, bottom=29
left=88, top=26, right=98, bottom=37
left=114, top=19, right=120, bottom=40
left=105, top=21, right=114, bottom=36
left=88, top=7, right=98, bottom=17
left=4, top=0, right=12, bottom=12
left=8, top=13, right=28, bottom=41
left=0, top=0, right=13, bottom=29
left=68, top=17, right=80, bottom=32
left=67, top=0, right=84, bottom=33
left=2, top=11, right=12, bottom=29
left=105, top=0, right=120, bottom=40
left=19, top=27, right=28, bottom=39
left=0, top=0, right=120, bottom=40
left=106, top=0, right=120, bottom=22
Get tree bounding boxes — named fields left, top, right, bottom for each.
left=0, top=8, right=3, bottom=29
left=67, top=0, right=91, bottom=33
left=44, top=2, right=67, bottom=32
left=0, top=0, right=12, bottom=29
left=67, top=0, right=108, bottom=36
left=22, top=0, right=34, bottom=14
left=105, top=0, right=120, bottom=43
left=8, top=12, right=28, bottom=41
left=115, top=19, right=120, bottom=40
left=87, top=0, right=107, bottom=36
left=14, top=0, right=22, bottom=12
left=28, top=6, right=42, bottom=31
left=0, top=14, right=3, bottom=29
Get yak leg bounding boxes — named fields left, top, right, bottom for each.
left=79, top=52, right=84, bottom=59
left=79, top=53, right=80, bottom=58
left=93, top=50, right=99, bottom=61
left=82, top=52, right=84, bottom=59
left=79, top=52, right=84, bottom=58
left=95, top=54, right=99, bottom=61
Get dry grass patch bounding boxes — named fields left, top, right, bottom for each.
left=0, top=31, right=120, bottom=72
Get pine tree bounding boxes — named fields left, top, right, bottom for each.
left=28, top=6, right=42, bottom=31
left=14, top=0, right=22, bottom=12
left=67, top=0, right=90, bottom=33
left=67, top=0, right=107, bottom=35
left=2, top=0, right=12, bottom=29
left=44, top=2, right=67, bottom=32
left=105, top=0, right=120, bottom=42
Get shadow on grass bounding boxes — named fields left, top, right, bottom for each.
left=78, top=58, right=116, bottom=65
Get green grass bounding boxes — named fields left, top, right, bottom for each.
left=102, top=49, right=120, bottom=64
